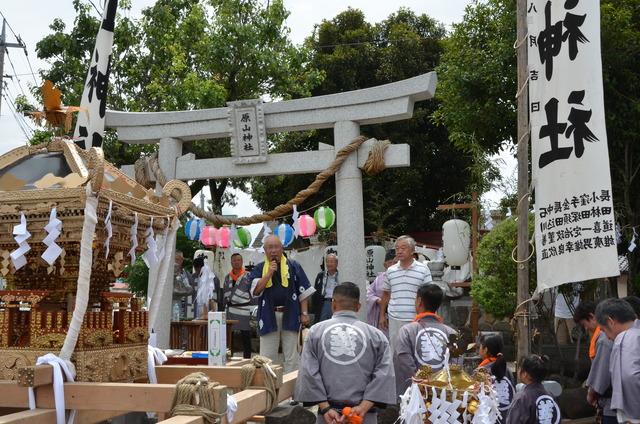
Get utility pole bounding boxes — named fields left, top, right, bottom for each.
left=0, top=18, right=27, bottom=116
left=516, top=0, right=531, bottom=362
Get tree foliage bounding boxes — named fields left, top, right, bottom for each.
left=471, top=216, right=536, bottom=319
left=437, top=0, right=640, bottom=283
left=435, top=0, right=517, bottom=156
left=34, top=0, right=321, bottom=212
left=251, top=8, right=482, bottom=235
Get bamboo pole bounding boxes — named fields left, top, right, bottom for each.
left=516, top=0, right=531, bottom=362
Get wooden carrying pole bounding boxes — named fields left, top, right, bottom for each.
left=516, top=0, right=531, bottom=361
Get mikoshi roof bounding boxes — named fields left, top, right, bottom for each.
left=0, top=138, right=190, bottom=215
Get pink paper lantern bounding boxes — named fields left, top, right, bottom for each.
left=200, top=226, right=218, bottom=247
left=298, top=214, right=317, bottom=237
left=218, top=227, right=231, bottom=248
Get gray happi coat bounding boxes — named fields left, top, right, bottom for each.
left=222, top=272, right=255, bottom=331
left=586, top=329, right=614, bottom=417
left=393, top=315, right=457, bottom=397
left=479, top=361, right=516, bottom=422
left=610, top=319, right=640, bottom=421
left=506, top=382, right=561, bottom=424
left=295, top=310, right=396, bottom=424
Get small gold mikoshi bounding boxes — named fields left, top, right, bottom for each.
left=468, top=399, right=479, bottom=414
left=416, top=365, right=433, bottom=380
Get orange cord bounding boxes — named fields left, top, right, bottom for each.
left=341, top=407, right=363, bottom=424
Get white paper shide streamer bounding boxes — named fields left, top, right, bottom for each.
left=292, top=204, right=300, bottom=237
left=128, top=212, right=139, bottom=265
left=260, top=222, right=272, bottom=253
left=42, top=208, right=63, bottom=266
left=196, top=263, right=216, bottom=308
left=104, top=200, right=113, bottom=258
left=142, top=217, right=158, bottom=268
left=10, top=212, right=31, bottom=270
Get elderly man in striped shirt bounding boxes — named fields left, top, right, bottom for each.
left=378, top=235, right=432, bottom=356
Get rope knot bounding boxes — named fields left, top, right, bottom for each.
left=241, top=355, right=279, bottom=413
left=169, top=372, right=225, bottom=423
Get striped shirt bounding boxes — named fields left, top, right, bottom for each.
left=383, top=260, right=432, bottom=321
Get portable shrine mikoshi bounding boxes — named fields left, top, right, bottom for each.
left=0, top=138, right=191, bottom=382
left=399, top=363, right=500, bottom=424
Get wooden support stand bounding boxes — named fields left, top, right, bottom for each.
left=0, top=362, right=298, bottom=424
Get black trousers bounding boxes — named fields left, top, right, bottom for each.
left=238, top=330, right=252, bottom=359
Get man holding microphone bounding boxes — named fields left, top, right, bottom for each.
left=249, top=235, right=315, bottom=372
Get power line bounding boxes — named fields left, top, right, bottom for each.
left=4, top=72, right=36, bottom=77
left=2, top=91, right=32, bottom=140
left=0, top=10, right=39, bottom=86
left=3, top=81, right=35, bottom=136
left=5, top=50, right=27, bottom=97
left=23, top=51, right=39, bottom=86
left=87, top=0, right=103, bottom=16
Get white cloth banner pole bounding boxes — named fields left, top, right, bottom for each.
left=148, top=217, right=179, bottom=334
left=59, top=184, right=98, bottom=363
left=528, top=0, right=619, bottom=292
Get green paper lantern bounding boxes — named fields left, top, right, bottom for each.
left=233, top=227, right=252, bottom=248
left=314, top=206, right=335, bottom=230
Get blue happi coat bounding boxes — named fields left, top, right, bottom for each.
left=249, top=259, right=315, bottom=336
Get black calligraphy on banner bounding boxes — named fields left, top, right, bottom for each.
left=86, top=52, right=112, bottom=120
left=538, top=189, right=614, bottom=260
left=73, top=0, right=117, bottom=150
left=534, top=0, right=589, bottom=80
left=536, top=90, right=598, bottom=168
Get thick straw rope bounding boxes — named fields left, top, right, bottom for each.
left=240, top=355, right=279, bottom=413
left=134, top=136, right=390, bottom=226
left=169, top=372, right=226, bottom=423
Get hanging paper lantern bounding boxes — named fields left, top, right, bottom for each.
left=298, top=214, right=317, bottom=237
left=184, top=219, right=204, bottom=241
left=442, top=219, right=471, bottom=267
left=200, top=226, right=218, bottom=247
left=314, top=206, right=335, bottom=230
left=217, top=227, right=231, bottom=248
left=276, top=223, right=295, bottom=247
left=233, top=227, right=252, bottom=248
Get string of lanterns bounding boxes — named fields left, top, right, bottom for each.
left=184, top=205, right=336, bottom=248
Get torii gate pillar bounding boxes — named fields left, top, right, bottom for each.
left=334, top=121, right=366, bottom=318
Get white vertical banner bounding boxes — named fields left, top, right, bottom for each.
left=528, top=0, right=619, bottom=292
left=73, top=0, right=118, bottom=149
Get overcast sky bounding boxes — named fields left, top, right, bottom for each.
left=0, top=1, right=513, bottom=232
left=0, top=0, right=473, bottom=152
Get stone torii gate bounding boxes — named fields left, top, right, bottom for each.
left=106, top=72, right=437, bottom=347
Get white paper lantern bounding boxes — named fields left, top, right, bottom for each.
left=442, top=219, right=470, bottom=267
